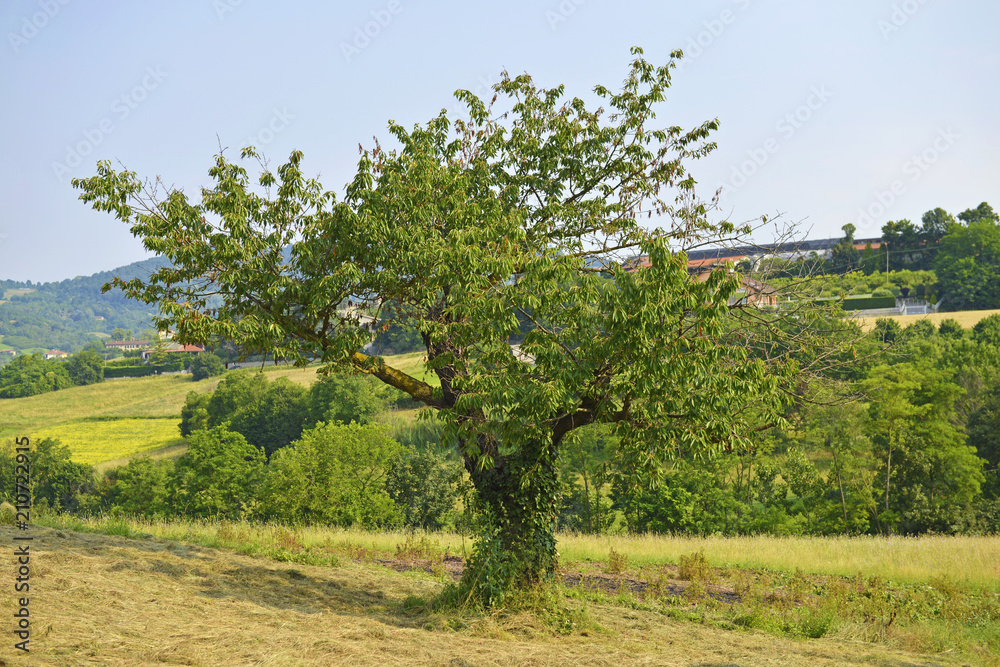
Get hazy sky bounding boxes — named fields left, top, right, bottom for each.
left=2, top=0, right=997, bottom=283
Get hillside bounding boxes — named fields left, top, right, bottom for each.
left=0, top=256, right=171, bottom=354
left=0, top=363, right=324, bottom=456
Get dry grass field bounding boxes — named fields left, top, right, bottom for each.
left=3, top=523, right=996, bottom=667
left=855, top=308, right=1000, bottom=332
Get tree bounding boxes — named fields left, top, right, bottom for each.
left=968, top=388, right=1000, bottom=499
left=303, top=372, right=390, bottom=428
left=829, top=223, right=861, bottom=272
left=0, top=354, right=73, bottom=398
left=66, top=349, right=105, bottom=385
left=881, top=219, right=921, bottom=270
left=199, top=372, right=308, bottom=457
left=934, top=217, right=1000, bottom=310
left=863, top=362, right=983, bottom=534
left=110, top=328, right=132, bottom=342
left=74, top=49, right=826, bottom=603
left=920, top=207, right=956, bottom=243
left=189, top=352, right=225, bottom=381
left=957, top=202, right=998, bottom=225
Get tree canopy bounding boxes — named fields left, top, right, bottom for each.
left=74, top=48, right=837, bottom=603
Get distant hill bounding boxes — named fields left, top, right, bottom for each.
left=0, top=256, right=171, bottom=354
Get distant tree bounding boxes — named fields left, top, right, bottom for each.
left=957, top=202, right=998, bottom=225
left=967, top=388, right=1000, bottom=500
left=873, top=318, right=902, bottom=344
left=82, top=339, right=107, bottom=356
left=0, top=438, right=93, bottom=511
left=179, top=391, right=212, bottom=437
left=190, top=352, right=225, bottom=381
left=201, top=372, right=308, bottom=456
left=102, top=456, right=172, bottom=517
left=934, top=216, right=1000, bottom=310
left=65, top=349, right=105, bottom=386
left=169, top=426, right=265, bottom=519
left=864, top=363, right=984, bottom=534
left=110, top=328, right=131, bottom=342
left=902, top=318, right=936, bottom=341
left=0, top=354, right=73, bottom=398
left=881, top=219, right=922, bottom=270
left=938, top=318, right=965, bottom=339
left=386, top=447, right=463, bottom=529
left=972, top=314, right=1000, bottom=348
left=829, top=223, right=861, bottom=271
left=920, top=207, right=956, bottom=242
left=303, top=373, right=389, bottom=428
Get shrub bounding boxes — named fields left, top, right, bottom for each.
left=190, top=352, right=225, bottom=381
left=170, top=426, right=265, bottom=519
left=263, top=421, right=403, bottom=528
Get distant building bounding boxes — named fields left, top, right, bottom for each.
left=106, top=340, right=150, bottom=351
left=0, top=349, right=16, bottom=357
left=141, top=343, right=204, bottom=361
left=43, top=350, right=68, bottom=359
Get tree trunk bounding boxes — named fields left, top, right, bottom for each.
left=462, top=435, right=561, bottom=596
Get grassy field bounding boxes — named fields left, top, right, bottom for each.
left=0, top=363, right=325, bottom=461
left=12, top=516, right=998, bottom=666
left=0, top=364, right=323, bottom=437
left=0, top=356, right=429, bottom=464
left=855, top=308, right=1000, bottom=331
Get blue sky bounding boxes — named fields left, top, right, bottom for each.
left=1, top=0, right=997, bottom=282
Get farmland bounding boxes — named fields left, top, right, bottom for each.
left=855, top=308, right=1000, bottom=331
left=30, top=417, right=185, bottom=466
left=0, top=363, right=325, bottom=462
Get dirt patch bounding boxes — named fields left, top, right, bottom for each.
left=372, top=553, right=742, bottom=603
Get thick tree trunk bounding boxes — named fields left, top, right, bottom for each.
left=463, top=436, right=561, bottom=591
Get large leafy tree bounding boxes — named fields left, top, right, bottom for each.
left=934, top=214, right=1000, bottom=310
left=74, top=49, right=822, bottom=602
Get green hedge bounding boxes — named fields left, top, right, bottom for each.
left=103, top=359, right=185, bottom=378
left=104, top=366, right=156, bottom=378
left=841, top=295, right=897, bottom=310
left=106, top=358, right=145, bottom=368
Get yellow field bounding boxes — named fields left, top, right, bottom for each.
left=855, top=308, right=1000, bottom=332
left=30, top=418, right=186, bottom=465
